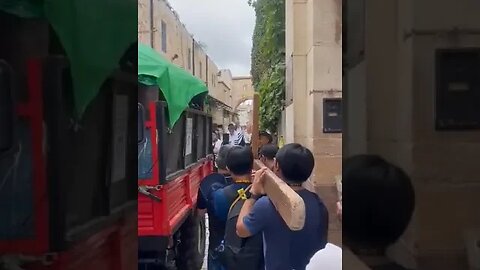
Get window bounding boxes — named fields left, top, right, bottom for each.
left=188, top=48, right=192, bottom=70
left=161, top=20, right=167, bottom=53
left=199, top=62, right=202, bottom=79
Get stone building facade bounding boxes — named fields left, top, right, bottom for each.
left=344, top=0, right=480, bottom=269
left=138, top=0, right=252, bottom=128
left=283, top=0, right=343, bottom=246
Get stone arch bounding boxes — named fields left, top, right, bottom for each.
left=233, top=95, right=254, bottom=112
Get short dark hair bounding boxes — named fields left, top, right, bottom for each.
left=342, top=155, right=415, bottom=249
left=275, top=143, right=314, bottom=183
left=216, top=145, right=233, bottom=170
left=260, top=144, right=279, bottom=160
left=226, top=146, right=253, bottom=175
left=259, top=131, right=273, bottom=143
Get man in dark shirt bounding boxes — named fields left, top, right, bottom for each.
left=211, top=146, right=254, bottom=222
left=236, top=143, right=329, bottom=270
left=259, top=144, right=279, bottom=170
left=197, top=145, right=233, bottom=270
left=342, top=155, right=415, bottom=270
left=259, top=131, right=273, bottom=148
left=198, top=146, right=254, bottom=270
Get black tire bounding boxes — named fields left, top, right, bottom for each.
left=176, top=213, right=207, bottom=270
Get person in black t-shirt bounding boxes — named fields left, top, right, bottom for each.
left=258, top=144, right=278, bottom=170
left=197, top=145, right=233, bottom=270
left=342, top=155, right=415, bottom=270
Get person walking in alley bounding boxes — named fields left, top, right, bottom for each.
left=197, top=145, right=233, bottom=270
left=236, top=143, right=329, bottom=270
left=306, top=155, right=415, bottom=270
left=228, top=122, right=245, bottom=146
left=258, top=131, right=273, bottom=148
left=202, top=146, right=256, bottom=270
left=259, top=144, right=278, bottom=170
left=214, top=146, right=264, bottom=270
left=211, top=146, right=253, bottom=223
left=341, top=155, right=415, bottom=270
left=212, top=133, right=223, bottom=158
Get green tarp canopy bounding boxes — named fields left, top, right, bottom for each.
left=138, top=43, right=208, bottom=127
left=0, top=0, right=137, bottom=118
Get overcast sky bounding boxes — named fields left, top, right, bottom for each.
left=168, top=0, right=255, bottom=76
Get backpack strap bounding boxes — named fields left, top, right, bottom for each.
left=228, top=185, right=252, bottom=214
left=222, top=184, right=240, bottom=203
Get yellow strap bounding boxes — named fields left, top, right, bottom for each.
left=238, top=188, right=248, bottom=200
left=235, top=179, right=251, bottom=184
left=228, top=185, right=252, bottom=213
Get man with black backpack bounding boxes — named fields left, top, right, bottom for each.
left=210, top=146, right=264, bottom=270
left=236, top=143, right=329, bottom=270
left=197, top=145, right=233, bottom=270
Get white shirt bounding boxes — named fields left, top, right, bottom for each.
left=306, top=243, right=342, bottom=270
left=229, top=128, right=244, bottom=145
left=244, top=133, right=252, bottom=144
left=213, top=139, right=222, bottom=155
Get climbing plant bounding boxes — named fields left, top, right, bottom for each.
left=249, top=0, right=286, bottom=132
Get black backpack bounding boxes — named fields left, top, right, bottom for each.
left=218, top=187, right=264, bottom=270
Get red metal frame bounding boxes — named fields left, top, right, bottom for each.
left=138, top=101, right=213, bottom=237
left=137, top=102, right=159, bottom=186
left=26, top=213, right=137, bottom=270
left=0, top=59, right=49, bottom=254
left=138, top=161, right=212, bottom=237
left=1, top=58, right=137, bottom=270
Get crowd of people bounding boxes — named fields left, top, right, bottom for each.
left=202, top=125, right=329, bottom=270
left=212, top=122, right=274, bottom=153
left=205, top=123, right=416, bottom=270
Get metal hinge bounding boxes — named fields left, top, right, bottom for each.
left=0, top=253, right=58, bottom=270
left=138, top=185, right=162, bottom=202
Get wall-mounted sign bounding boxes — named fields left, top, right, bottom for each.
left=435, top=48, right=480, bottom=130
left=323, top=98, right=343, bottom=133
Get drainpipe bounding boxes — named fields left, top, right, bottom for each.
left=205, top=55, right=209, bottom=111
left=206, top=55, right=209, bottom=86
left=192, top=39, right=195, bottom=76
left=150, top=0, right=154, bottom=48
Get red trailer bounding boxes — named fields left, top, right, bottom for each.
left=0, top=11, right=138, bottom=269
left=0, top=55, right=138, bottom=270
left=137, top=45, right=213, bottom=269
left=137, top=98, right=213, bottom=269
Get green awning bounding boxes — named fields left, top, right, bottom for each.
left=138, top=43, right=208, bottom=127
left=1, top=0, right=137, bottom=118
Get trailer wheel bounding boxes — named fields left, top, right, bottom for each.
left=176, top=213, right=206, bottom=270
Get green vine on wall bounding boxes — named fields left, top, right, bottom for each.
left=249, top=0, right=285, bottom=133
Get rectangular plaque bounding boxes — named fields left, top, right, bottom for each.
left=323, top=98, right=343, bottom=133
left=435, top=48, right=480, bottom=130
